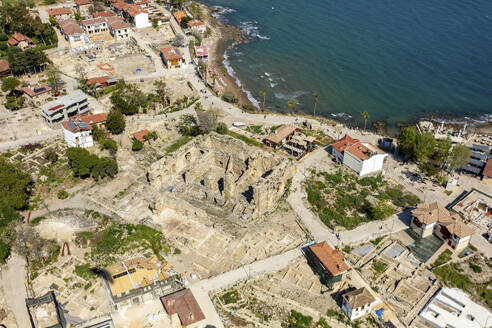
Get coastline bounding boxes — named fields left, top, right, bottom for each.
left=198, top=2, right=492, bottom=135
left=200, top=3, right=256, bottom=108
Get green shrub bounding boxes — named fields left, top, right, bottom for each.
left=286, top=310, right=313, bottom=328
left=215, top=122, right=228, bottom=134
left=57, top=189, right=68, bottom=199
left=132, top=139, right=143, bottom=151
left=469, top=263, right=482, bottom=273
left=228, top=131, right=264, bottom=148
left=30, top=216, right=46, bottom=226
left=165, top=136, right=192, bottom=154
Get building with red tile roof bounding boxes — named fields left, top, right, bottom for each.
left=173, top=11, right=186, bottom=23
left=132, top=130, right=150, bottom=142
left=47, top=7, right=72, bottom=18
left=160, top=47, right=183, bottom=69
left=8, top=32, right=35, bottom=50
left=92, top=11, right=116, bottom=18
left=194, top=45, right=208, bottom=60
left=160, top=289, right=205, bottom=327
left=86, top=75, right=117, bottom=88
left=21, top=83, right=52, bottom=98
left=0, top=60, right=10, bottom=76
left=187, top=19, right=206, bottom=34
left=329, top=135, right=387, bottom=176
left=306, top=241, right=349, bottom=287
left=483, top=159, right=492, bottom=183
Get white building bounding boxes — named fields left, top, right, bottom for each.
left=81, top=17, right=108, bottom=34
left=419, top=287, right=492, bottom=328
left=126, top=7, right=151, bottom=29
left=41, top=90, right=89, bottom=125
left=61, top=113, right=107, bottom=148
left=341, top=287, right=378, bottom=321
left=106, top=16, right=130, bottom=40
left=330, top=135, right=387, bottom=176
left=57, top=19, right=93, bottom=52
left=62, top=119, right=93, bottom=148
left=187, top=19, right=206, bottom=34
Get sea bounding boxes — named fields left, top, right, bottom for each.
left=200, top=0, right=492, bottom=128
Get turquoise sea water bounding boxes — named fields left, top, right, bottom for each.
left=201, top=0, right=492, bottom=127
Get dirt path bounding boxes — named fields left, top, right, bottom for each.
left=0, top=254, right=30, bottom=328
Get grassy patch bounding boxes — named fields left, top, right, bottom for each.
left=286, top=310, right=313, bottom=328
left=228, top=131, right=264, bottom=148
left=372, top=260, right=388, bottom=274
left=74, top=264, right=97, bottom=280
left=306, top=170, right=415, bottom=229
left=76, top=223, right=171, bottom=265
left=220, top=290, right=239, bottom=304
left=370, top=237, right=384, bottom=246
left=165, top=136, right=192, bottom=155
left=30, top=216, right=47, bottom=226
left=246, top=125, right=264, bottom=135
left=433, top=262, right=492, bottom=309
left=431, top=249, right=453, bottom=268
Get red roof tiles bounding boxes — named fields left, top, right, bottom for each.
left=160, top=47, right=182, bottom=61
left=0, top=60, right=9, bottom=73
left=160, top=289, right=205, bottom=327
left=47, top=7, right=71, bottom=16
left=132, top=130, right=150, bottom=142
left=173, top=11, right=186, bottom=23
left=308, top=241, right=349, bottom=276
left=483, top=159, right=492, bottom=177
left=331, top=135, right=360, bottom=153
left=92, top=11, right=116, bottom=18
left=76, top=0, right=92, bottom=6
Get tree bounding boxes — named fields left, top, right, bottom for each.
left=0, top=33, right=7, bottom=41
left=45, top=64, right=62, bottom=91
left=66, top=148, right=99, bottom=178
left=398, top=126, right=419, bottom=159
left=105, top=109, right=125, bottom=134
left=449, top=144, right=471, bottom=170
left=132, top=139, right=143, bottom=151
left=1, top=77, right=20, bottom=92
left=361, top=110, right=370, bottom=130
left=101, top=138, right=118, bottom=152
left=313, top=92, right=319, bottom=117
left=92, top=157, right=118, bottom=180
left=0, top=41, right=7, bottom=51
left=216, top=122, right=228, bottom=134
left=179, top=16, right=191, bottom=29
left=260, top=88, right=266, bottom=111
left=433, top=139, right=452, bottom=164
left=153, top=79, right=167, bottom=104
left=48, top=16, right=58, bottom=27
left=287, top=98, right=298, bottom=113
left=110, top=82, right=145, bottom=115
left=414, top=132, right=435, bottom=162
left=0, top=157, right=31, bottom=210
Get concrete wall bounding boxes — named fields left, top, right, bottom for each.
left=342, top=151, right=363, bottom=174
left=62, top=128, right=93, bottom=148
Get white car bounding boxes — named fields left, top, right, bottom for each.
left=232, top=122, right=246, bottom=127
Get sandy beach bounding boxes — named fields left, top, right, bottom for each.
left=199, top=3, right=256, bottom=109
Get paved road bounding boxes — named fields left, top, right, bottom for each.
left=0, top=131, right=62, bottom=152
left=190, top=248, right=302, bottom=328
left=0, top=254, right=30, bottom=328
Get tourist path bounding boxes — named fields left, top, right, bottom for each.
left=0, top=254, right=31, bottom=328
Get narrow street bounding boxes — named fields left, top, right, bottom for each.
left=0, top=254, right=31, bottom=328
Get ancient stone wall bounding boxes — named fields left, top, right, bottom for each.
left=148, top=133, right=293, bottom=219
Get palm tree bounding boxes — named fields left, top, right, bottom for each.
left=313, top=92, right=319, bottom=117
left=260, top=88, right=267, bottom=111
left=287, top=98, right=299, bottom=114
left=361, top=110, right=370, bottom=130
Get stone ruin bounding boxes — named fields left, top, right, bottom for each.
left=148, top=133, right=294, bottom=220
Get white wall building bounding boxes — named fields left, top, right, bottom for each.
left=419, top=287, right=492, bottom=328
left=341, top=287, right=378, bottom=321
left=330, top=135, right=387, bottom=176
left=62, top=119, right=94, bottom=148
